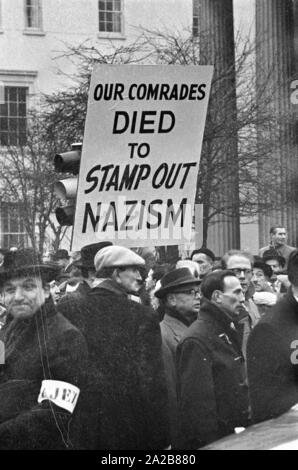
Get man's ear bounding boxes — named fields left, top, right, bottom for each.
left=211, top=290, right=222, bottom=304
left=112, top=268, right=121, bottom=284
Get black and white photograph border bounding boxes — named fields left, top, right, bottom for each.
left=0, top=0, right=298, bottom=456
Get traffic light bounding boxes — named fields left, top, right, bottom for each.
left=53, top=142, right=82, bottom=226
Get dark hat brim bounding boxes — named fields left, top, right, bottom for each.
left=0, top=264, right=60, bottom=286
left=155, top=278, right=201, bottom=299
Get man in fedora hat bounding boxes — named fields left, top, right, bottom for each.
left=82, top=245, right=169, bottom=450
left=176, top=270, right=249, bottom=449
left=0, top=249, right=88, bottom=449
left=154, top=267, right=201, bottom=447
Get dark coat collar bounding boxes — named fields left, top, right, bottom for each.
left=91, top=278, right=129, bottom=298
left=164, top=306, right=196, bottom=327
left=199, top=298, right=235, bottom=330
left=3, top=296, right=56, bottom=329
left=198, top=298, right=242, bottom=353
left=0, top=297, right=57, bottom=360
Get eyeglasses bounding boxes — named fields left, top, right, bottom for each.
left=174, top=288, right=201, bottom=297
left=230, top=268, right=252, bottom=276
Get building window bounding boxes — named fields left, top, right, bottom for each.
left=25, top=0, right=42, bottom=30
left=1, top=203, right=28, bottom=249
left=193, top=0, right=199, bottom=37
left=98, top=0, right=123, bottom=34
left=0, top=87, right=27, bottom=146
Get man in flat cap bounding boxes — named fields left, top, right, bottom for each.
left=83, top=245, right=169, bottom=450
left=155, top=267, right=201, bottom=447
left=0, top=249, right=87, bottom=449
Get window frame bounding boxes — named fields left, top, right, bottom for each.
left=23, top=0, right=44, bottom=35
left=0, top=70, right=37, bottom=148
left=0, top=86, right=28, bottom=147
left=0, top=202, right=29, bottom=250
left=98, top=0, right=125, bottom=39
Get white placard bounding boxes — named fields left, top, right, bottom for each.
left=72, top=65, right=213, bottom=250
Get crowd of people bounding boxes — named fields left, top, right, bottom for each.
left=0, top=225, right=297, bottom=449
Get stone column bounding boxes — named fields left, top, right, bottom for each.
left=293, top=0, right=298, bottom=70
left=256, top=0, right=298, bottom=247
left=197, top=0, right=240, bottom=255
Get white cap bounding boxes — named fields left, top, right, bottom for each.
left=94, top=246, right=145, bottom=272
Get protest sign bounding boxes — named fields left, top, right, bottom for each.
left=72, top=64, right=213, bottom=250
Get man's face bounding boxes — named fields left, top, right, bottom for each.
left=168, top=284, right=201, bottom=321
left=192, top=253, right=213, bottom=277
left=252, top=268, right=268, bottom=292
left=218, top=276, right=245, bottom=315
left=265, top=259, right=281, bottom=274
left=271, top=228, right=287, bottom=246
left=225, top=255, right=252, bottom=293
left=49, top=280, right=62, bottom=304
left=2, top=276, right=50, bottom=320
left=116, top=266, right=143, bottom=294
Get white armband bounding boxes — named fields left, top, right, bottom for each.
left=38, top=380, right=80, bottom=414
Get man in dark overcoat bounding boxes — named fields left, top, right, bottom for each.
left=176, top=270, right=250, bottom=449
left=247, top=249, right=298, bottom=424
left=0, top=249, right=88, bottom=449
left=154, top=267, right=201, bottom=446
left=83, top=245, right=170, bottom=450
